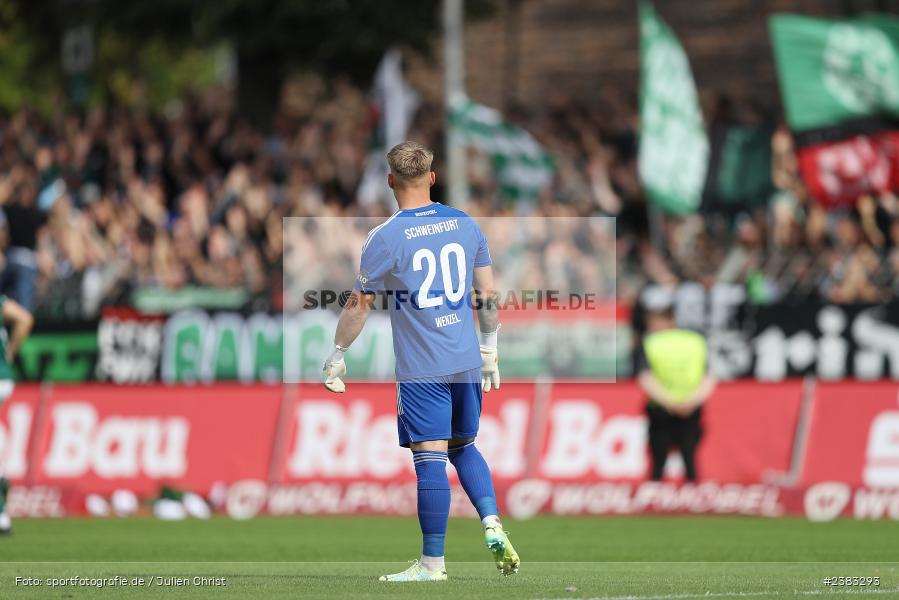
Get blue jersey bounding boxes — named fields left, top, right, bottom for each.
left=354, top=202, right=492, bottom=381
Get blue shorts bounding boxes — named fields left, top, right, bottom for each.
left=396, top=368, right=482, bottom=447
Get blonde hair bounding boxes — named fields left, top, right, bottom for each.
left=386, top=141, right=433, bottom=187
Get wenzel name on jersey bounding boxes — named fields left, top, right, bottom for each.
left=405, top=219, right=460, bottom=239
left=435, top=313, right=461, bottom=328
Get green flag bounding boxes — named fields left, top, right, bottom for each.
left=449, top=97, right=554, bottom=201
left=770, top=14, right=899, bottom=132
left=705, top=124, right=774, bottom=209
left=638, top=1, right=709, bottom=215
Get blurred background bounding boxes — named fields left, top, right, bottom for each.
left=0, top=0, right=897, bottom=522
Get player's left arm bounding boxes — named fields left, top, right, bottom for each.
left=3, top=298, right=33, bottom=364
left=474, top=265, right=500, bottom=392
left=473, top=265, right=499, bottom=334
left=472, top=221, right=500, bottom=392
left=322, top=290, right=373, bottom=393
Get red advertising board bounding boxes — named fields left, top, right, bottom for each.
left=698, top=381, right=803, bottom=483
left=275, top=382, right=535, bottom=485
left=534, top=382, right=802, bottom=483
left=229, top=382, right=538, bottom=518
left=0, top=384, right=42, bottom=482
left=795, top=382, right=899, bottom=521
left=508, top=381, right=803, bottom=518
left=28, top=384, right=281, bottom=496
left=2, top=380, right=897, bottom=520
left=801, top=381, right=899, bottom=488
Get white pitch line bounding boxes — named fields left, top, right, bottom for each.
left=536, top=588, right=899, bottom=600
left=800, top=592, right=899, bottom=597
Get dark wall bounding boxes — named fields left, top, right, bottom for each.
left=454, top=0, right=899, bottom=113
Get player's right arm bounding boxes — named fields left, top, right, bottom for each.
left=3, top=297, right=33, bottom=364
left=323, top=230, right=391, bottom=393
left=335, top=290, right=372, bottom=349
left=322, top=290, right=372, bottom=393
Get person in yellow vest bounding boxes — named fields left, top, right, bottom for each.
left=635, top=305, right=716, bottom=482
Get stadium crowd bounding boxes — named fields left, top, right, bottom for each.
left=1, top=85, right=898, bottom=320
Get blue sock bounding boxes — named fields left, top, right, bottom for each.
left=448, top=442, right=499, bottom=521
left=412, top=450, right=450, bottom=557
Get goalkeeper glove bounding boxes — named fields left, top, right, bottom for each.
left=322, top=345, right=348, bottom=393
left=479, top=328, right=500, bottom=393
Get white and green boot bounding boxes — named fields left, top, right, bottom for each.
left=484, top=520, right=520, bottom=576
left=378, top=560, right=447, bottom=582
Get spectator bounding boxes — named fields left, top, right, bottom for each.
left=0, top=84, right=897, bottom=320
left=636, top=305, right=717, bottom=482
left=0, top=165, right=48, bottom=310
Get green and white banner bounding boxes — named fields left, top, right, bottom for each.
left=449, top=97, right=554, bottom=201
left=159, top=310, right=622, bottom=384
left=770, top=14, right=899, bottom=132
left=638, top=1, right=708, bottom=215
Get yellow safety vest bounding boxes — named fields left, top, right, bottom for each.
left=643, top=329, right=707, bottom=403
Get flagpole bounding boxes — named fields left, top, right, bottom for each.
left=443, top=0, right=467, bottom=207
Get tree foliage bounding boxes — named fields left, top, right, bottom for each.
left=2, top=0, right=494, bottom=122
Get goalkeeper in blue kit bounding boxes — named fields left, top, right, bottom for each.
left=322, top=141, right=519, bottom=581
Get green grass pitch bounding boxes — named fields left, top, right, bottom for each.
left=0, top=516, right=897, bottom=599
